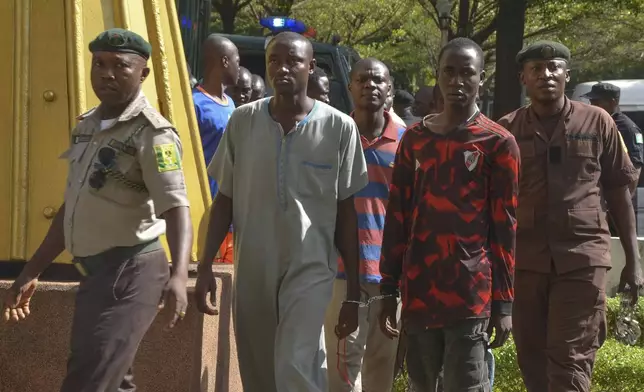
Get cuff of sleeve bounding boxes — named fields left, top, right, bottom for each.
left=338, top=175, right=369, bottom=201
left=380, top=282, right=400, bottom=297
left=491, top=300, right=513, bottom=316
left=154, top=188, right=190, bottom=216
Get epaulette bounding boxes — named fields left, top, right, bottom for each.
left=141, top=106, right=175, bottom=132
left=76, top=107, right=98, bottom=121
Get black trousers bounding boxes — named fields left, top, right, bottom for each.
left=59, top=245, right=169, bottom=392
left=406, top=319, right=490, bottom=392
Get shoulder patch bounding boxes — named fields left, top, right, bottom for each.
left=617, top=132, right=629, bottom=153
left=72, top=134, right=93, bottom=144
left=153, top=143, right=181, bottom=172
left=142, top=106, right=175, bottom=131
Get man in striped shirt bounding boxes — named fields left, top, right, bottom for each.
left=325, top=58, right=405, bottom=392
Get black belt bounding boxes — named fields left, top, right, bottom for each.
left=72, top=239, right=163, bottom=277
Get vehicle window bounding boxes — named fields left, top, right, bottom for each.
left=624, top=111, right=644, bottom=130
left=238, top=52, right=266, bottom=81
left=316, top=55, right=350, bottom=113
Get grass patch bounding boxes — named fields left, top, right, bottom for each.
left=393, top=297, right=644, bottom=391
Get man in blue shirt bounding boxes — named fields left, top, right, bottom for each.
left=192, top=34, right=240, bottom=197
left=193, top=34, right=240, bottom=264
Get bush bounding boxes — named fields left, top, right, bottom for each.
left=605, top=296, right=644, bottom=347
left=394, top=297, right=644, bottom=392
left=494, top=338, right=644, bottom=392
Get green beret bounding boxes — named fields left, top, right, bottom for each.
left=516, top=40, right=570, bottom=64
left=89, top=28, right=152, bottom=60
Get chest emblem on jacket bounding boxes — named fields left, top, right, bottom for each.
left=464, top=150, right=481, bottom=172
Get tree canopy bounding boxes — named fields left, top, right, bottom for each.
left=208, top=0, right=644, bottom=91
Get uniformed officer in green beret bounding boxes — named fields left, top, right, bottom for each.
left=2, top=28, right=194, bottom=391
left=498, top=40, right=642, bottom=392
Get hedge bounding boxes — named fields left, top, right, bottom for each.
left=394, top=297, right=644, bottom=392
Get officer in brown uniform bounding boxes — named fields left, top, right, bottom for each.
left=498, top=41, right=643, bottom=392
left=2, top=29, right=193, bottom=392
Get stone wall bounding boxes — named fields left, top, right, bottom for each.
left=0, top=265, right=242, bottom=392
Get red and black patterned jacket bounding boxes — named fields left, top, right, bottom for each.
left=380, top=114, right=519, bottom=331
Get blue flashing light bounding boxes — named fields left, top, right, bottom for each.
left=260, top=17, right=307, bottom=34
left=180, top=15, right=193, bottom=29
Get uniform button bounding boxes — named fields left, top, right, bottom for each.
left=92, top=141, right=97, bottom=145
left=78, top=179, right=82, bottom=183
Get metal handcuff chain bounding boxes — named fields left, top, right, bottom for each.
left=342, top=287, right=396, bottom=307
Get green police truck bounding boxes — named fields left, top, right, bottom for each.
left=176, top=3, right=359, bottom=114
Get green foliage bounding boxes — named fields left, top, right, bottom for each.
left=523, top=2, right=644, bottom=85
left=393, top=298, right=644, bottom=392
left=490, top=338, right=522, bottom=392
left=394, top=338, right=644, bottom=392
left=493, top=338, right=644, bottom=392
left=209, top=0, right=644, bottom=90
left=605, top=296, right=644, bottom=347
left=291, top=0, right=436, bottom=89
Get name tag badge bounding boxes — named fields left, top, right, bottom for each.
left=636, top=133, right=643, bottom=144
left=549, top=146, right=562, bottom=164
left=72, top=134, right=92, bottom=144
left=108, top=138, right=137, bottom=156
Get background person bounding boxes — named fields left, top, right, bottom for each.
left=192, top=34, right=239, bottom=264
left=195, top=32, right=368, bottom=392
left=250, top=74, right=266, bottom=101
left=307, top=65, right=331, bottom=104
left=498, top=41, right=643, bottom=392
left=226, top=66, right=252, bottom=106
left=325, top=58, right=405, bottom=392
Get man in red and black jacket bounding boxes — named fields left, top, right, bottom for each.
left=378, top=38, right=519, bottom=392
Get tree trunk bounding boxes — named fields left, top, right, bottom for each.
left=220, top=8, right=236, bottom=33
left=492, top=0, right=526, bottom=120
left=456, top=0, right=470, bottom=37
left=213, top=0, right=238, bottom=33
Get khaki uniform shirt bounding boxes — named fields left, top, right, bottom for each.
left=498, top=98, right=639, bottom=274
left=61, top=93, right=190, bottom=257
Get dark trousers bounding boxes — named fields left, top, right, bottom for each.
left=406, top=319, right=490, bottom=392
left=513, top=267, right=607, bottom=392
left=59, top=247, right=169, bottom=392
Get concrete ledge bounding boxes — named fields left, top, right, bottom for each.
left=1, top=239, right=641, bottom=391
left=0, top=264, right=241, bottom=392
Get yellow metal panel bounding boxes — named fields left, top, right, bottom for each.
left=65, top=0, right=87, bottom=119
left=162, top=0, right=212, bottom=257
left=122, top=0, right=160, bottom=112
left=10, top=0, right=30, bottom=260
left=2, top=0, right=209, bottom=265
left=27, top=0, right=71, bottom=262
left=143, top=0, right=174, bottom=121
left=81, top=0, right=107, bottom=112
left=112, top=0, right=130, bottom=29
left=0, top=1, right=15, bottom=260
left=142, top=0, right=210, bottom=261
